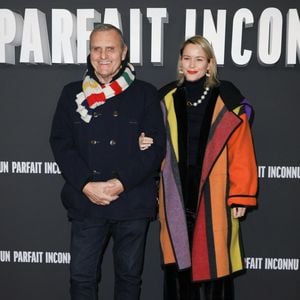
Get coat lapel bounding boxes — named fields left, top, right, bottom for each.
left=198, top=97, right=242, bottom=196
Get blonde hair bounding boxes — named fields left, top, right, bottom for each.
left=177, top=35, right=219, bottom=88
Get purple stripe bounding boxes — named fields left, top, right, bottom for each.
left=163, top=139, right=191, bottom=269
left=241, top=98, right=252, bottom=120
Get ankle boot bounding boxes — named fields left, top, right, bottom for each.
left=203, top=276, right=234, bottom=300
left=163, top=265, right=200, bottom=300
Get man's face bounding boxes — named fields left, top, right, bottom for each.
left=90, top=29, right=127, bottom=84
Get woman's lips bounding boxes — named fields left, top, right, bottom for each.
left=187, top=70, right=198, bottom=74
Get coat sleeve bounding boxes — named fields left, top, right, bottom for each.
left=227, top=109, right=258, bottom=206
left=49, top=85, right=91, bottom=191
left=116, top=86, right=166, bottom=191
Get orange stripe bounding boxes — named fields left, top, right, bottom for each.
left=159, top=177, right=176, bottom=264
left=209, top=148, right=230, bottom=277
left=211, top=97, right=224, bottom=123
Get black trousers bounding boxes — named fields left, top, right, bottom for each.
left=70, top=218, right=150, bottom=300
left=163, top=265, right=234, bottom=300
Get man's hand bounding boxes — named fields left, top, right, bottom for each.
left=82, top=181, right=119, bottom=206
left=105, top=179, right=124, bottom=197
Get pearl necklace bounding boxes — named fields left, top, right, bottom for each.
left=186, top=87, right=210, bottom=107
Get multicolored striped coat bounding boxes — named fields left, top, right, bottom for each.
left=159, top=80, right=258, bottom=281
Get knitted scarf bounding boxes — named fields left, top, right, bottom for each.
left=75, top=60, right=135, bottom=123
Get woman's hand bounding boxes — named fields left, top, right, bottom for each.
left=139, top=132, right=153, bottom=151
left=232, top=207, right=246, bottom=218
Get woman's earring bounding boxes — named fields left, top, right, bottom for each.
left=179, top=69, right=184, bottom=74
left=206, top=70, right=210, bottom=77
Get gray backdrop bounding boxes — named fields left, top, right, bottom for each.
left=0, top=0, right=299, bottom=299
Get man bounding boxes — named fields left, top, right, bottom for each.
left=50, top=24, right=165, bottom=300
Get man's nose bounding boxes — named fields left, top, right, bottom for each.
left=100, top=49, right=107, bottom=59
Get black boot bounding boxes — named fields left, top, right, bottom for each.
left=163, top=265, right=200, bottom=300
left=203, top=276, right=234, bottom=300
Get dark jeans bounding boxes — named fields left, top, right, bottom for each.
left=70, top=218, right=150, bottom=300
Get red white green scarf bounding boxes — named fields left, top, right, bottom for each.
left=75, top=63, right=135, bottom=123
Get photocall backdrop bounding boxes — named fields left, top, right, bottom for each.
left=0, top=0, right=299, bottom=299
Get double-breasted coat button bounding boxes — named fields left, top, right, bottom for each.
left=109, top=139, right=116, bottom=146
left=112, top=110, right=119, bottom=117
left=90, top=140, right=99, bottom=145
left=93, top=112, right=101, bottom=118
left=92, top=170, right=101, bottom=174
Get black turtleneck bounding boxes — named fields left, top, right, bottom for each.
left=184, top=76, right=210, bottom=166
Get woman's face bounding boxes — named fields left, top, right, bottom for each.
left=180, top=43, right=211, bottom=82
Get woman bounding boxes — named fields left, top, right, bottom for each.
left=140, top=35, right=258, bottom=300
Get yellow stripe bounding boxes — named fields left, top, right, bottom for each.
left=230, top=216, right=243, bottom=272
left=233, top=105, right=242, bottom=115
left=83, top=78, right=98, bottom=90
left=159, top=177, right=176, bottom=264
left=164, top=88, right=179, bottom=161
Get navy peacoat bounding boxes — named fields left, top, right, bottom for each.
left=50, top=79, right=166, bottom=220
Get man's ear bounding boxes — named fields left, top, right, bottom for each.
left=122, top=45, right=128, bottom=61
